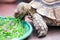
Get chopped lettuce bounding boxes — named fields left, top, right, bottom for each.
left=0, top=17, right=26, bottom=40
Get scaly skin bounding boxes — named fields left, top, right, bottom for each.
left=14, top=2, right=48, bottom=37
left=33, top=13, right=48, bottom=37
left=14, top=0, right=60, bottom=37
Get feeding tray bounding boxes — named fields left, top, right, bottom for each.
left=0, top=16, right=33, bottom=40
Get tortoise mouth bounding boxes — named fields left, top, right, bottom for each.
left=42, top=0, right=60, bottom=5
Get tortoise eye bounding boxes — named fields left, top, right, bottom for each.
left=14, top=13, right=19, bottom=18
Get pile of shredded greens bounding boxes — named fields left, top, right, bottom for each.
left=0, top=17, right=26, bottom=40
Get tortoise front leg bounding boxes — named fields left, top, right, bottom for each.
left=32, top=13, right=48, bottom=37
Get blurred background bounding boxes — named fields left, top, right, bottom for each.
left=0, top=0, right=60, bottom=40
left=0, top=0, right=32, bottom=17
left=0, top=0, right=32, bottom=3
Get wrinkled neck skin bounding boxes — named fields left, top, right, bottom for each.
left=28, top=7, right=37, bottom=18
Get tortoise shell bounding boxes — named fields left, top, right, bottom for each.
left=29, top=0, right=60, bottom=20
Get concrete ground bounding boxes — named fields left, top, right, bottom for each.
left=27, top=26, right=60, bottom=40
left=0, top=4, right=60, bottom=40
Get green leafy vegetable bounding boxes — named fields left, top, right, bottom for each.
left=0, top=17, right=26, bottom=40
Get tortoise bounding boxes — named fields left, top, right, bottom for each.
left=14, top=0, right=60, bottom=37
